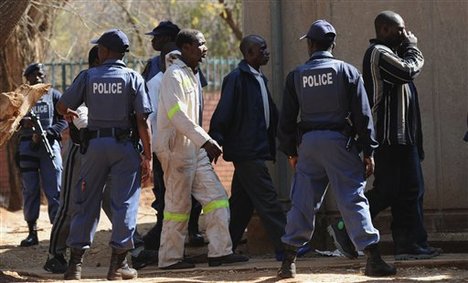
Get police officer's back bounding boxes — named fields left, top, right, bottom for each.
left=57, top=29, right=152, bottom=281
left=277, top=20, right=396, bottom=279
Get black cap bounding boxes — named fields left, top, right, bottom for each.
left=23, top=63, right=44, bottom=77
left=145, top=21, right=180, bottom=37
left=91, top=29, right=130, bottom=53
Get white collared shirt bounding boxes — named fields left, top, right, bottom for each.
left=248, top=64, right=270, bottom=128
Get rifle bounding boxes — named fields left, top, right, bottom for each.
left=30, top=110, right=58, bottom=169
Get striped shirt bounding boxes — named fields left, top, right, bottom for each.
left=362, top=39, right=424, bottom=145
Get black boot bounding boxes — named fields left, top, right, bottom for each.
left=64, top=248, right=85, bottom=280
left=107, top=248, right=138, bottom=280
left=20, top=221, right=38, bottom=247
left=364, top=244, right=397, bottom=277
left=277, top=244, right=297, bottom=279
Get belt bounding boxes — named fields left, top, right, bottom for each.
left=88, top=128, right=131, bottom=139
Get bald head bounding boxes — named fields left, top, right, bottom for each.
left=374, top=11, right=406, bottom=48
left=375, top=11, right=404, bottom=34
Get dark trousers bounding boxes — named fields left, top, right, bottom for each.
left=229, top=160, right=286, bottom=252
left=365, top=144, right=428, bottom=251
left=144, top=154, right=202, bottom=249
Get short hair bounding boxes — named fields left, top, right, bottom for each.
left=88, top=46, right=99, bottom=67
left=308, top=38, right=335, bottom=52
left=239, top=35, right=264, bottom=57
left=176, top=29, right=201, bottom=49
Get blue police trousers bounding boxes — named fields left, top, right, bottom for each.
left=19, top=139, right=62, bottom=223
left=67, top=137, right=141, bottom=251
left=282, top=130, right=379, bottom=251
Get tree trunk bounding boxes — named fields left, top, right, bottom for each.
left=0, top=0, right=65, bottom=211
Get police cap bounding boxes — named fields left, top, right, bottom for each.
left=300, top=20, right=336, bottom=42
left=91, top=29, right=130, bottom=53
left=145, top=21, right=180, bottom=37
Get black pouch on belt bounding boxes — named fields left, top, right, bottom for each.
left=79, top=128, right=90, bottom=154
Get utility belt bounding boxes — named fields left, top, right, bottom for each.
left=79, top=127, right=135, bottom=154
left=88, top=128, right=133, bottom=140
left=299, top=124, right=355, bottom=151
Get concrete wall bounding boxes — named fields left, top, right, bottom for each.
left=244, top=0, right=468, bottom=240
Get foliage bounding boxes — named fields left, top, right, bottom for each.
left=47, top=0, right=242, bottom=64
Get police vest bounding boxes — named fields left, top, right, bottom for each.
left=21, top=89, right=54, bottom=136
left=294, top=58, right=349, bottom=130
left=85, top=64, right=134, bottom=129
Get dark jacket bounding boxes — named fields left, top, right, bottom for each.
left=209, top=60, right=278, bottom=162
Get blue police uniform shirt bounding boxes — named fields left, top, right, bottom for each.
left=21, top=88, right=65, bottom=137
left=278, top=51, right=377, bottom=157
left=294, top=51, right=349, bottom=130
left=60, top=59, right=152, bottom=130
left=142, top=56, right=162, bottom=82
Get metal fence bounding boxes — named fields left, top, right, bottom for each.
left=43, top=57, right=239, bottom=93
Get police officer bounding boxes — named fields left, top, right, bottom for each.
left=276, top=20, right=396, bottom=278
left=18, top=63, right=67, bottom=247
left=57, top=29, right=152, bottom=281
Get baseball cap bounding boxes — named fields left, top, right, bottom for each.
left=300, top=20, right=336, bottom=42
left=91, top=29, right=130, bottom=53
left=23, top=63, right=44, bottom=77
left=145, top=21, right=180, bottom=37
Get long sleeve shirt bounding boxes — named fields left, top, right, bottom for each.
left=362, top=39, right=424, bottom=147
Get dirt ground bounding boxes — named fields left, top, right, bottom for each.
left=1, top=189, right=468, bottom=282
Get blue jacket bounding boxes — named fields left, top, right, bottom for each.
left=209, top=60, right=278, bottom=162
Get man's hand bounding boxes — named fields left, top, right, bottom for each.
left=288, top=156, right=298, bottom=170
left=32, top=133, right=40, bottom=144
left=20, top=117, right=34, bottom=128
left=363, top=156, right=375, bottom=178
left=62, top=108, right=79, bottom=123
left=403, top=29, right=418, bottom=45
left=202, top=139, right=222, bottom=163
left=141, top=155, right=153, bottom=185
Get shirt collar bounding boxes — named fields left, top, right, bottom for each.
left=102, top=59, right=126, bottom=66
left=310, top=51, right=334, bottom=59
left=247, top=64, right=262, bottom=76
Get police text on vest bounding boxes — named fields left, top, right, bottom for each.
left=93, top=82, right=123, bottom=94
left=303, top=73, right=333, bottom=88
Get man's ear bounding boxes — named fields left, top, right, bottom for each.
left=381, top=25, right=389, bottom=36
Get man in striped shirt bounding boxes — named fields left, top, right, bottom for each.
left=361, top=11, right=440, bottom=260
left=328, top=10, right=441, bottom=261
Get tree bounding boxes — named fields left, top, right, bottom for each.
left=0, top=0, right=242, bottom=210
left=0, top=0, right=66, bottom=210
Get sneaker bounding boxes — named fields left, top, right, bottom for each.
left=395, top=245, right=440, bottom=260
left=420, top=244, right=443, bottom=255
left=131, top=249, right=158, bottom=270
left=43, top=254, right=68, bottom=273
left=327, top=222, right=358, bottom=259
left=208, top=253, right=249, bottom=267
